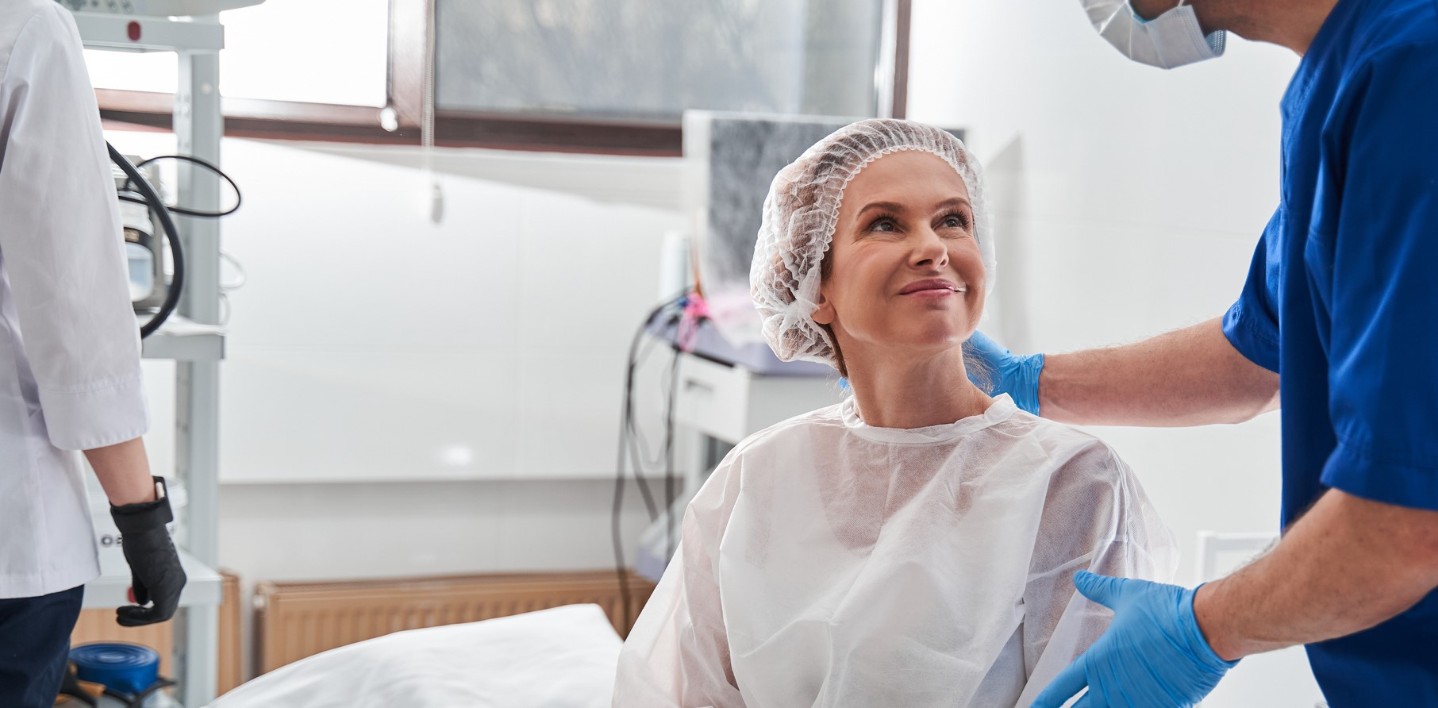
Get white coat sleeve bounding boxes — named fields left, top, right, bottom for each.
left=613, top=455, right=746, bottom=708
left=0, top=4, right=148, bottom=451
left=1015, top=443, right=1176, bottom=705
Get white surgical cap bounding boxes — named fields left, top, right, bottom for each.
left=750, top=118, right=995, bottom=368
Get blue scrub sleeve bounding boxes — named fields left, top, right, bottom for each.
left=1314, top=42, right=1438, bottom=511
left=1221, top=211, right=1283, bottom=374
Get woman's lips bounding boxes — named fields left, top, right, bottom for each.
left=906, top=289, right=957, bottom=298
left=899, top=279, right=967, bottom=296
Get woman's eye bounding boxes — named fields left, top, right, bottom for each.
left=868, top=217, right=898, bottom=232
left=941, top=213, right=970, bottom=230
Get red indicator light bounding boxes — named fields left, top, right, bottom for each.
left=128, top=21, right=142, bottom=42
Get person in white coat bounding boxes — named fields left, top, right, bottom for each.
left=0, top=2, right=185, bottom=706
left=613, top=119, right=1174, bottom=707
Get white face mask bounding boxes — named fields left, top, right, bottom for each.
left=1082, top=0, right=1226, bottom=69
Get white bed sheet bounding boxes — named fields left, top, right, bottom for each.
left=208, top=603, right=623, bottom=708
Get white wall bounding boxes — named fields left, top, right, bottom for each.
left=108, top=130, right=685, bottom=678
left=220, top=139, right=686, bottom=483
left=908, top=3, right=1324, bottom=704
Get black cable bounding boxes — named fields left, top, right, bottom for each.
left=623, top=329, right=662, bottom=521
left=623, top=306, right=687, bottom=520
left=122, top=154, right=242, bottom=218
left=663, top=339, right=681, bottom=562
left=615, top=304, right=666, bottom=633
left=621, top=327, right=683, bottom=560
left=625, top=323, right=677, bottom=521
left=611, top=426, right=632, bottom=632
left=109, top=144, right=184, bottom=340
left=626, top=333, right=673, bottom=471
left=613, top=293, right=687, bottom=634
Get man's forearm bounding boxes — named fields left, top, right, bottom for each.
left=1194, top=490, right=1438, bottom=660
left=84, top=437, right=156, bottom=506
left=1039, top=317, right=1279, bottom=426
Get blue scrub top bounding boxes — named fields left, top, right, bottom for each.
left=1221, top=0, right=1438, bottom=702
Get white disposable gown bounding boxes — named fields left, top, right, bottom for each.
left=614, top=395, right=1174, bottom=707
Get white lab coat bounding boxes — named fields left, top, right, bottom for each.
left=614, top=395, right=1175, bottom=707
left=0, top=0, right=149, bottom=599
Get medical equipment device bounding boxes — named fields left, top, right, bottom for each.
left=55, top=0, right=262, bottom=17
left=74, top=10, right=229, bottom=705
left=66, top=642, right=181, bottom=707
left=108, top=147, right=242, bottom=337
left=684, top=111, right=853, bottom=353
left=109, top=145, right=182, bottom=338
left=115, top=156, right=168, bottom=312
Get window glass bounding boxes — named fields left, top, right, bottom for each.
left=435, top=0, right=886, bottom=121
left=81, top=1, right=388, bottom=108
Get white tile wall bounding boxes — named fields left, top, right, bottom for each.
left=123, top=136, right=685, bottom=483
left=103, top=130, right=683, bottom=676
left=217, top=478, right=655, bottom=581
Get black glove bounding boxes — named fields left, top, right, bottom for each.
left=109, top=476, right=187, bottom=626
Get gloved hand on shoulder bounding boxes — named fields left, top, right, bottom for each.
left=966, top=331, right=1045, bottom=415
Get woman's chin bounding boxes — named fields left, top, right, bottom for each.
left=908, top=319, right=975, bottom=346
left=836, top=319, right=977, bottom=361
left=874, top=331, right=973, bottom=358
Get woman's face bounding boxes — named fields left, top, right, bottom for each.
left=812, top=150, right=986, bottom=362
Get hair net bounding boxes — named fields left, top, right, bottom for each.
left=751, top=118, right=995, bottom=368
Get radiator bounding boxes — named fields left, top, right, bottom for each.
left=254, top=570, right=655, bottom=674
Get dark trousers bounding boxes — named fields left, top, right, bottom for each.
left=0, top=585, right=85, bottom=708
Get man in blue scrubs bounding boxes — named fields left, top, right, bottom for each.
left=975, top=0, right=1438, bottom=705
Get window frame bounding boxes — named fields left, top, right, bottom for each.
left=96, top=0, right=911, bottom=156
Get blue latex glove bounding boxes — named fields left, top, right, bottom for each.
left=1032, top=571, right=1237, bottom=708
left=965, top=331, right=1044, bottom=415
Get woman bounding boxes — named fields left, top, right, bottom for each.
left=614, top=119, right=1173, bottom=707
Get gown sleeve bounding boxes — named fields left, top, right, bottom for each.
left=613, top=452, right=748, bottom=708
left=1016, top=442, right=1177, bottom=705
left=0, top=3, right=148, bottom=450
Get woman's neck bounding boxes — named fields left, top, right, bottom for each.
left=843, top=347, right=993, bottom=429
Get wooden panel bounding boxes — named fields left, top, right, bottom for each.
left=217, top=569, right=243, bottom=694
left=254, top=570, right=655, bottom=674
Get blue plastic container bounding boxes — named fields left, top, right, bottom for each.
left=70, top=642, right=160, bottom=695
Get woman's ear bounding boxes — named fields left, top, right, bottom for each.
left=812, top=287, right=836, bottom=326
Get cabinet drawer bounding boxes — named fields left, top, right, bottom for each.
left=674, top=353, right=750, bottom=443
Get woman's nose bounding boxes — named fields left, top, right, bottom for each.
left=909, top=228, right=949, bottom=269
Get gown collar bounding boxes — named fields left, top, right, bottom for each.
left=841, top=394, right=1020, bottom=444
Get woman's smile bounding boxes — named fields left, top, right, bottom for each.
left=899, top=278, right=968, bottom=298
